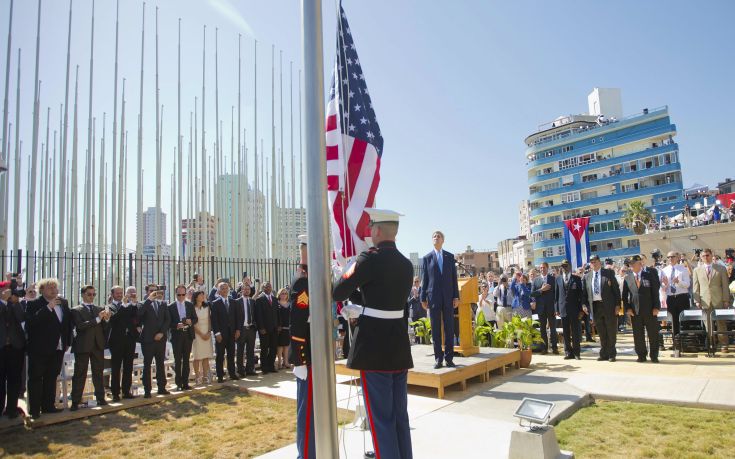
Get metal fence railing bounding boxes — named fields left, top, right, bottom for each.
left=2, top=249, right=423, bottom=304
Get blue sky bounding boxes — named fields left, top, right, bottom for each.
left=2, top=0, right=734, bottom=257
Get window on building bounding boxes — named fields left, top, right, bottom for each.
left=561, top=192, right=581, bottom=204
left=562, top=175, right=574, bottom=186
left=581, top=191, right=598, bottom=200
left=579, top=153, right=596, bottom=165
left=627, top=239, right=640, bottom=248
left=582, top=173, right=598, bottom=183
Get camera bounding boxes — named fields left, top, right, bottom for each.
left=651, top=249, right=662, bottom=261
left=604, top=258, right=614, bottom=265
left=157, top=285, right=166, bottom=292
left=694, top=248, right=703, bottom=257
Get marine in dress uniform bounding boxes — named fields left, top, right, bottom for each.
left=333, top=209, right=414, bottom=459
left=289, top=234, right=315, bottom=459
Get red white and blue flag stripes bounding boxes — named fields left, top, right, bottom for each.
left=326, top=4, right=383, bottom=267
left=563, top=217, right=591, bottom=270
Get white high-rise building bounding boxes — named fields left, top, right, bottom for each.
left=214, top=174, right=268, bottom=259
left=519, top=200, right=531, bottom=239
left=138, top=207, right=166, bottom=249
left=273, top=206, right=307, bottom=260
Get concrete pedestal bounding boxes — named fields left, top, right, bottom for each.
left=508, top=426, right=573, bottom=459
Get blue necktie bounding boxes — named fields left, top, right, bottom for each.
left=594, top=272, right=600, bottom=296
left=437, top=252, right=443, bottom=274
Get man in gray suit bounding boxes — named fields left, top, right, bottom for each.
left=70, top=285, right=111, bottom=410
left=693, top=248, right=732, bottom=352
left=531, top=262, right=558, bottom=354
left=582, top=255, right=621, bottom=361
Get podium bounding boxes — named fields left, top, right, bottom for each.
left=454, top=276, right=479, bottom=357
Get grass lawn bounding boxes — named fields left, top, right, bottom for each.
left=0, top=388, right=352, bottom=458
left=555, top=400, right=735, bottom=459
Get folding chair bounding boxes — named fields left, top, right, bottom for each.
left=709, top=309, right=735, bottom=356
left=656, top=309, right=674, bottom=351
left=677, top=309, right=711, bottom=357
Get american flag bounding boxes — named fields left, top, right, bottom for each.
left=326, top=5, right=383, bottom=266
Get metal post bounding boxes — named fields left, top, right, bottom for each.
left=300, top=1, right=339, bottom=456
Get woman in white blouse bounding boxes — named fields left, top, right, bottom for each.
left=476, top=283, right=497, bottom=328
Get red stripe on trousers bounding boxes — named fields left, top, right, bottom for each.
left=360, top=370, right=381, bottom=459
left=304, top=366, right=313, bottom=459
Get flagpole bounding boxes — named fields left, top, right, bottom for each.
left=177, top=18, right=182, bottom=259
left=300, top=1, right=339, bottom=455
left=136, top=2, right=145, bottom=259
left=27, top=0, right=43, bottom=256
left=110, top=0, right=119, bottom=260
left=11, top=49, right=20, bottom=258
left=0, top=0, right=14, bottom=257
left=154, top=6, right=161, bottom=262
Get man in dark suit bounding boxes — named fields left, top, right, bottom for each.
left=623, top=255, right=661, bottom=363
left=70, top=285, right=111, bottom=410
left=1, top=282, right=26, bottom=419
left=138, top=284, right=171, bottom=397
left=531, top=262, right=558, bottom=354
left=421, top=230, right=460, bottom=369
left=555, top=260, right=586, bottom=360
left=108, top=285, right=139, bottom=401
left=25, top=278, right=74, bottom=419
left=211, top=281, right=242, bottom=382
left=254, top=281, right=279, bottom=373
left=583, top=255, right=621, bottom=362
left=236, top=284, right=257, bottom=377
left=208, top=278, right=228, bottom=303
left=169, top=284, right=198, bottom=390
left=408, top=276, right=425, bottom=322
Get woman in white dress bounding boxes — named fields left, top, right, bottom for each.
left=191, top=291, right=214, bottom=384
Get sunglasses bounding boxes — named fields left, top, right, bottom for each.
left=176, top=293, right=186, bottom=297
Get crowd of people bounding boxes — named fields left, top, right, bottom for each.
left=0, top=272, right=301, bottom=420
left=465, top=248, right=735, bottom=361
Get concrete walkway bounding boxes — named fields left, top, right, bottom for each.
left=257, top=336, right=735, bottom=458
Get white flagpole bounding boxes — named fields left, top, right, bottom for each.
left=27, top=0, right=43, bottom=256
left=11, top=50, right=20, bottom=257
left=136, top=3, right=145, bottom=259
left=301, top=1, right=339, bottom=454
left=177, top=18, right=183, bottom=259
left=59, top=0, right=72, bottom=258
left=0, top=0, right=13, bottom=256
left=270, top=45, right=276, bottom=259
left=111, top=0, right=119, bottom=259
left=154, top=6, right=161, bottom=261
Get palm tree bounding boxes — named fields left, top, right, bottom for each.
left=623, top=200, right=654, bottom=235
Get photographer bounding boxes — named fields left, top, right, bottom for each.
left=660, top=252, right=690, bottom=347
left=1, top=280, right=26, bottom=419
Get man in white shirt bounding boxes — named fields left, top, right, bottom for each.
left=660, top=252, right=691, bottom=344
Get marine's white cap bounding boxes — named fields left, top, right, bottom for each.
left=297, top=234, right=308, bottom=245
left=365, top=208, right=403, bottom=224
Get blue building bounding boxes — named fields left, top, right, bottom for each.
left=525, top=88, right=687, bottom=265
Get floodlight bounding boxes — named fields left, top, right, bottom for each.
left=513, top=397, right=554, bottom=428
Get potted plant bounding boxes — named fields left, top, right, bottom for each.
left=473, top=310, right=494, bottom=347
left=493, top=315, right=543, bottom=368
left=409, top=317, right=432, bottom=344
left=622, top=200, right=653, bottom=235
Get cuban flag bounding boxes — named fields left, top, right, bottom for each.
left=563, top=217, right=591, bottom=270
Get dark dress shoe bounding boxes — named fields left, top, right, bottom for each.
left=97, top=399, right=108, bottom=406
left=541, top=350, right=548, bottom=355
left=575, top=355, right=581, bottom=360
left=30, top=413, right=41, bottom=420
left=270, top=368, right=278, bottom=373
left=433, top=362, right=443, bottom=369
left=650, top=358, right=660, bottom=363
left=157, top=389, right=171, bottom=395
left=609, top=357, right=616, bottom=362
left=446, top=361, right=456, bottom=368
left=552, top=349, right=560, bottom=355
left=245, top=371, right=257, bottom=376
left=7, top=411, right=18, bottom=419
left=44, top=407, right=62, bottom=414
left=70, top=404, right=79, bottom=412
left=230, top=375, right=241, bottom=381
left=176, top=386, right=183, bottom=391
left=636, top=357, right=647, bottom=363
left=144, top=393, right=152, bottom=399
left=564, top=355, right=574, bottom=360
left=218, top=377, right=224, bottom=383
left=596, top=356, right=607, bottom=361
left=112, top=395, right=121, bottom=402
left=183, top=385, right=192, bottom=390
left=123, top=393, right=136, bottom=399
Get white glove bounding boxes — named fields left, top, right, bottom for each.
left=341, top=303, right=363, bottom=320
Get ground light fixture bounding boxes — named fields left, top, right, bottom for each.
left=513, top=397, right=555, bottom=430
